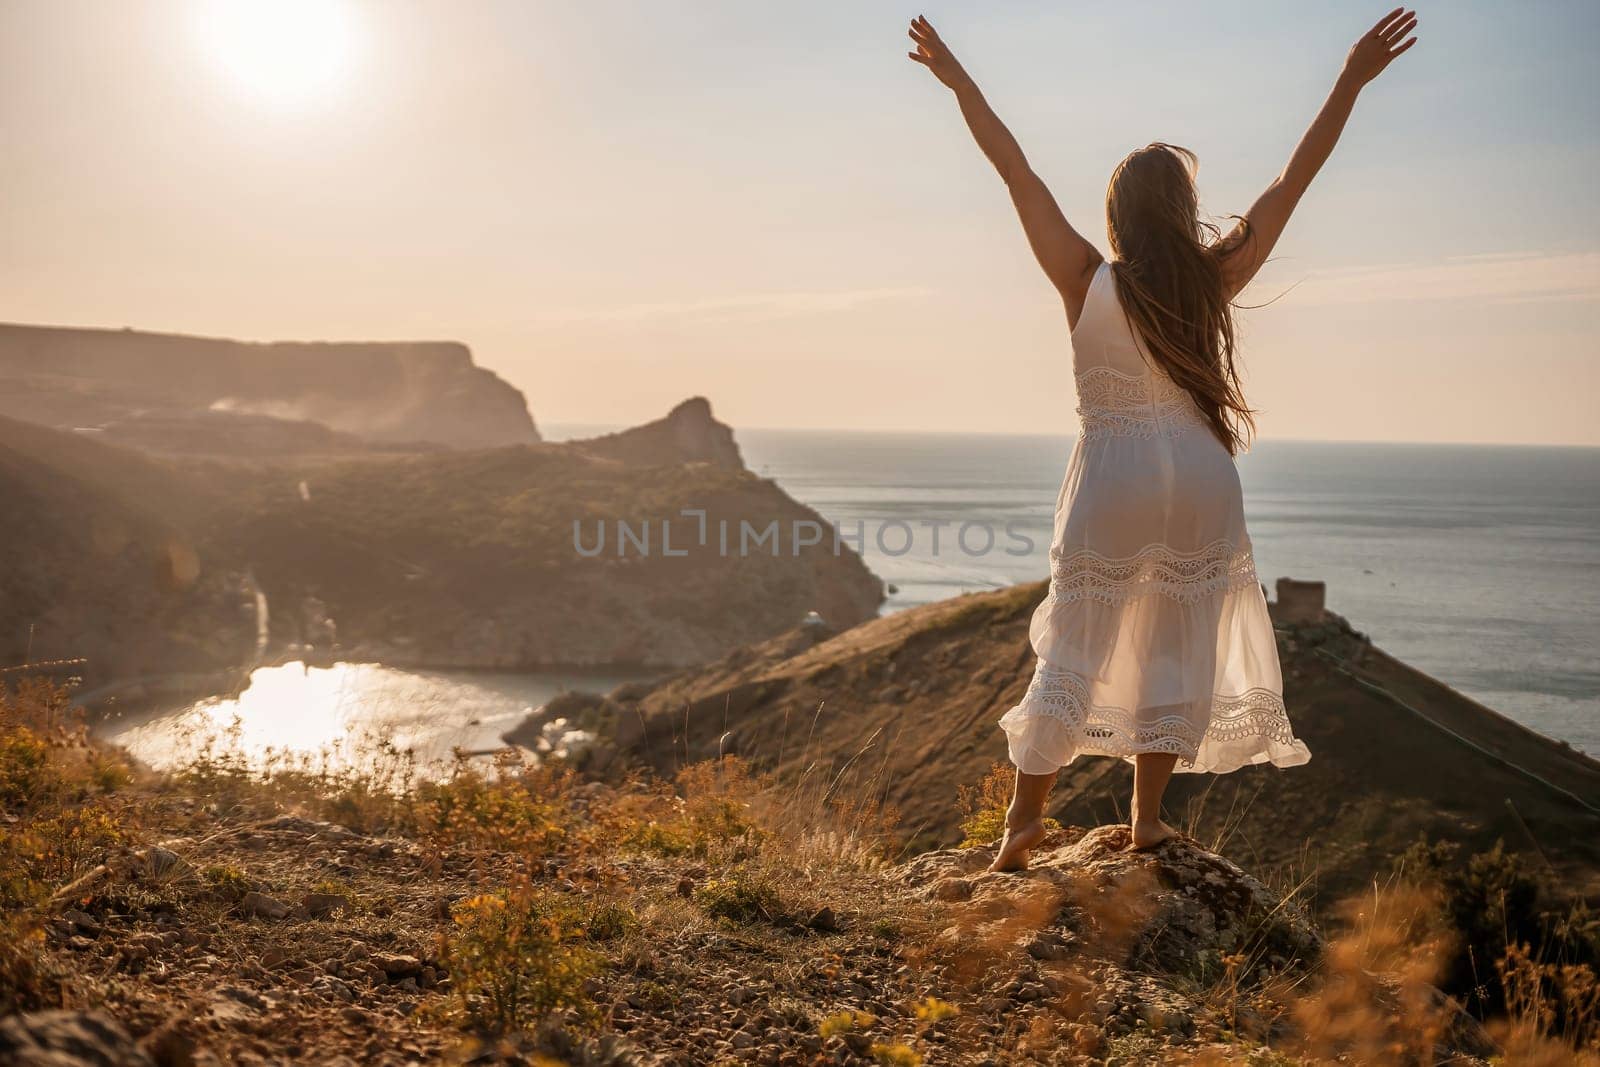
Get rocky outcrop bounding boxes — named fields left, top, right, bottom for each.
left=898, top=826, right=1324, bottom=1048
left=895, top=826, right=1494, bottom=1061
left=0, top=322, right=538, bottom=452
left=900, top=826, right=1323, bottom=982
left=223, top=404, right=882, bottom=669
left=575, top=396, right=743, bottom=470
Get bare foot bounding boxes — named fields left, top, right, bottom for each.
left=1129, top=818, right=1177, bottom=852
left=988, top=819, right=1046, bottom=872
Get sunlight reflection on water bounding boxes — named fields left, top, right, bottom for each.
left=98, top=661, right=646, bottom=774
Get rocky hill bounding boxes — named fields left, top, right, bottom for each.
left=0, top=322, right=539, bottom=453
left=576, top=397, right=744, bottom=470
left=534, top=582, right=1600, bottom=906
left=0, top=399, right=883, bottom=692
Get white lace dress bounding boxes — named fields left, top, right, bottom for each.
left=999, top=261, right=1311, bottom=776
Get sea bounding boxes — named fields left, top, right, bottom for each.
left=99, top=429, right=1600, bottom=768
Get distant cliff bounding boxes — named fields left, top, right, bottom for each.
left=575, top=397, right=743, bottom=470
left=0, top=323, right=539, bottom=452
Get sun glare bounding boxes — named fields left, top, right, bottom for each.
left=195, top=0, right=360, bottom=107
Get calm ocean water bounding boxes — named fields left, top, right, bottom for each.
left=725, top=430, right=1600, bottom=756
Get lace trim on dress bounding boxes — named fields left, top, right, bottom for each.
left=1008, top=664, right=1296, bottom=766
left=1075, top=366, right=1206, bottom=439
left=1047, top=539, right=1259, bottom=606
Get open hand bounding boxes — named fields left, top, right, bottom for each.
left=1342, top=8, right=1419, bottom=88
left=907, top=15, right=971, bottom=91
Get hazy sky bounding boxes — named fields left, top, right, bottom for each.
left=3, top=1, right=1597, bottom=445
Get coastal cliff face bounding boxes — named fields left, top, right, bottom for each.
left=546, top=583, right=1600, bottom=904
left=0, top=399, right=883, bottom=689
left=0, top=323, right=539, bottom=453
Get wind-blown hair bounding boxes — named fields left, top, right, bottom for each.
left=1105, top=143, right=1255, bottom=455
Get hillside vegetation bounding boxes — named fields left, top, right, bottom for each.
left=3, top=673, right=1599, bottom=1065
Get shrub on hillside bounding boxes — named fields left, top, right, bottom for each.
left=597, top=759, right=766, bottom=860
left=0, top=677, right=136, bottom=1010
left=1396, top=836, right=1600, bottom=1050
left=956, top=763, right=1060, bottom=848
left=439, top=881, right=602, bottom=1035
left=0, top=677, right=131, bottom=813
left=694, top=864, right=794, bottom=927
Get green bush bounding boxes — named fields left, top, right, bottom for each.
left=694, top=865, right=790, bottom=926
left=408, top=763, right=578, bottom=855
left=442, top=882, right=600, bottom=1035
left=0, top=727, right=56, bottom=811
left=202, top=863, right=256, bottom=903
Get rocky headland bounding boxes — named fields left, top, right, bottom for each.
left=0, top=397, right=883, bottom=694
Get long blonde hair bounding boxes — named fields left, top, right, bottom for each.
left=1105, top=143, right=1255, bottom=455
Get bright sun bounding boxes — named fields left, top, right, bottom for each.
left=196, top=0, right=360, bottom=106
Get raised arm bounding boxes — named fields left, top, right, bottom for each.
left=1219, top=8, right=1420, bottom=298
left=908, top=16, right=1101, bottom=322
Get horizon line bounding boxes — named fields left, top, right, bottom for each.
left=544, top=419, right=1600, bottom=453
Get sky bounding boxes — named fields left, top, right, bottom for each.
left=2, top=1, right=1597, bottom=445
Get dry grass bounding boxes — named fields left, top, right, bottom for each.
left=5, top=679, right=1598, bottom=1064
left=0, top=680, right=940, bottom=1059
left=1287, top=882, right=1456, bottom=1063
left=1495, top=941, right=1600, bottom=1064
left=955, top=762, right=1061, bottom=847
left=1278, top=870, right=1600, bottom=1065
left=0, top=678, right=139, bottom=1010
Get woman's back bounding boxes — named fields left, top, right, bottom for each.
left=1016, top=251, right=1304, bottom=777
left=1070, top=261, right=1209, bottom=445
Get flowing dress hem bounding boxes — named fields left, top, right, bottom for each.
left=998, top=673, right=1312, bottom=777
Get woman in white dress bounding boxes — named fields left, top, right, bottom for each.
left=908, top=10, right=1419, bottom=868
